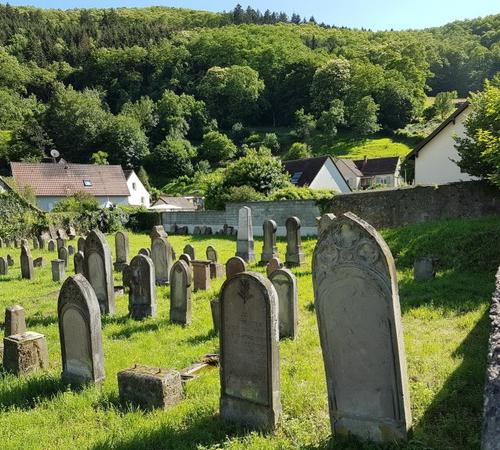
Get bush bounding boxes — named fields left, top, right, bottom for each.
left=0, top=189, right=44, bottom=239
left=205, top=183, right=264, bottom=210
left=267, top=186, right=334, bottom=201
left=52, top=192, right=99, bottom=214
left=199, top=131, right=237, bottom=167
left=285, top=142, right=312, bottom=160
left=146, top=136, right=196, bottom=181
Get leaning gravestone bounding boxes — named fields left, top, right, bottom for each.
left=183, top=244, right=196, bottom=261
left=5, top=305, right=26, bottom=337
left=77, top=237, right=86, bottom=253
left=226, top=256, right=246, bottom=279
left=58, top=246, right=69, bottom=268
left=51, top=259, right=65, bottom=282
left=33, top=257, right=45, bottom=268
left=219, top=272, right=281, bottom=430
left=285, top=216, right=305, bottom=267
left=169, top=260, right=192, bottom=325
left=7, top=254, right=14, bottom=267
left=57, top=274, right=105, bottom=385
left=129, top=254, right=157, bottom=320
left=312, top=212, right=411, bottom=442
left=0, top=256, right=8, bottom=275
left=48, top=239, right=56, bottom=252
left=269, top=268, right=298, bottom=340
left=83, top=230, right=115, bottom=315
left=151, top=237, right=173, bottom=285
left=114, top=231, right=129, bottom=271
left=32, top=237, right=39, bottom=250
left=260, top=219, right=278, bottom=264
left=236, top=206, right=255, bottom=263
left=74, top=251, right=84, bottom=275
left=20, top=244, right=34, bottom=280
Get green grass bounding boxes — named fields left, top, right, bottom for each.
left=0, top=216, right=498, bottom=449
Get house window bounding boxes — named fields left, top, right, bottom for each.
left=83, top=180, right=93, bottom=187
left=132, top=182, right=137, bottom=191
left=141, top=196, right=145, bottom=205
left=291, top=172, right=303, bottom=185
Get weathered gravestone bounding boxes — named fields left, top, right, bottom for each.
left=139, top=248, right=151, bottom=257
left=3, top=331, right=49, bottom=375
left=74, top=251, right=84, bottom=275
left=266, top=257, right=283, bottom=278
left=285, top=216, right=305, bottom=267
left=32, top=237, right=39, bottom=250
left=269, top=268, right=298, bottom=340
left=413, top=257, right=437, bottom=282
left=129, top=254, right=157, bottom=320
left=0, top=256, right=8, bottom=275
left=226, top=256, right=246, bottom=279
left=312, top=212, right=411, bottom=442
left=150, top=225, right=168, bottom=247
left=67, top=226, right=76, bottom=240
left=20, top=238, right=28, bottom=247
left=206, top=245, right=217, bottom=262
left=219, top=272, right=281, bottom=430
left=151, top=237, right=173, bottom=285
left=191, top=260, right=211, bottom=291
left=20, top=244, right=34, bottom=280
left=58, top=274, right=105, bottom=385
left=38, top=236, right=46, bottom=250
left=114, top=231, right=129, bottom=271
left=51, top=259, right=65, bottom=282
left=5, top=305, right=26, bottom=337
left=83, top=230, right=115, bottom=315
left=77, top=237, right=86, bottom=253
left=206, top=245, right=225, bottom=278
left=58, top=246, right=69, bottom=268
left=48, top=239, right=56, bottom=252
left=179, top=253, right=191, bottom=266
left=33, top=257, right=45, bottom=268
left=57, top=228, right=69, bottom=240
left=261, top=219, right=278, bottom=264
left=236, top=206, right=255, bottom=263
left=169, top=260, right=192, bottom=325
left=7, top=254, right=14, bottom=267
left=68, top=245, right=75, bottom=256
left=0, top=237, right=3, bottom=247
left=56, top=237, right=66, bottom=251
left=183, top=244, right=196, bottom=261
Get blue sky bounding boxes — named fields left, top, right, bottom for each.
left=6, top=0, right=499, bottom=30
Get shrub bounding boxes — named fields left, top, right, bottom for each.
left=52, top=192, right=99, bottom=214
left=199, top=131, right=237, bottom=166
left=285, top=142, right=312, bottom=160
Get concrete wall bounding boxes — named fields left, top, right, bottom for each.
left=326, top=181, right=500, bottom=229
left=161, top=199, right=321, bottom=236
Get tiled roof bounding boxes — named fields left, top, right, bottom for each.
left=337, top=158, right=363, bottom=179
left=353, top=157, right=400, bottom=176
left=283, top=155, right=331, bottom=187
left=10, top=162, right=130, bottom=197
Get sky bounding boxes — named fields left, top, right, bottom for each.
left=6, top=0, right=499, bottom=30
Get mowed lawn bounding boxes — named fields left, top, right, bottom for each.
left=0, top=221, right=495, bottom=450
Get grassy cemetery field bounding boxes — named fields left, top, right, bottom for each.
left=0, top=216, right=499, bottom=449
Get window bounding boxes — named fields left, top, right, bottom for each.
left=291, top=172, right=303, bottom=185
left=141, top=196, right=145, bottom=205
left=132, top=182, right=137, bottom=191
left=83, top=180, right=92, bottom=187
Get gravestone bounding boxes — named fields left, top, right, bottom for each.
left=191, top=260, right=211, bottom=291
left=48, top=239, right=56, bottom=252
left=209, top=261, right=225, bottom=279
left=114, top=231, right=129, bottom=271
left=7, top=254, right=14, bottom=267
left=226, top=256, right=246, bottom=279
left=139, top=248, right=151, bottom=257
left=312, top=212, right=411, bottom=442
left=20, top=238, right=28, bottom=247
left=5, top=305, right=26, bottom=336
left=0, top=237, right=3, bottom=247
left=183, top=244, right=196, bottom=261
left=122, top=264, right=131, bottom=291
left=74, top=251, right=84, bottom=275
left=260, top=219, right=278, bottom=264
left=0, top=256, right=8, bottom=275
left=210, top=297, right=220, bottom=333
left=58, top=246, right=69, bottom=268
left=20, top=245, right=34, bottom=280
left=68, top=245, right=75, bottom=256
left=266, top=257, right=283, bottom=277
left=33, top=257, right=45, bottom=268
left=56, top=237, right=66, bottom=250
left=151, top=237, right=173, bottom=285
left=169, top=260, right=192, bottom=325
left=83, top=230, right=115, bottom=315
left=58, top=274, right=105, bottom=385
left=77, top=237, right=86, bottom=253
left=219, top=272, right=281, bottom=430
left=206, top=245, right=218, bottom=262
left=285, top=216, right=305, bottom=267
left=57, top=228, right=69, bottom=240
left=150, top=225, right=168, bottom=247
left=38, top=236, right=46, bottom=250
left=179, top=253, right=192, bottom=266
left=269, top=268, right=298, bottom=340
left=3, top=332, right=49, bottom=375
left=129, top=255, right=157, bottom=320
left=32, top=237, right=39, bottom=250
left=413, top=257, right=437, bottom=282
left=51, top=259, right=65, bottom=282
left=236, top=206, right=255, bottom=263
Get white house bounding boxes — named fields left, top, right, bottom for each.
left=124, top=170, right=150, bottom=208
left=408, top=102, right=477, bottom=185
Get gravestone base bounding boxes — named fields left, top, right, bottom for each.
left=33, top=257, right=45, bottom=268
left=209, top=262, right=225, bottom=279
left=62, top=369, right=105, bottom=387
left=220, top=395, right=280, bottom=431
left=285, top=252, right=305, bottom=267
left=3, top=332, right=49, bottom=375
left=210, top=297, right=220, bottom=333
left=334, top=416, right=408, bottom=443
left=118, top=365, right=183, bottom=410
left=236, top=240, right=255, bottom=263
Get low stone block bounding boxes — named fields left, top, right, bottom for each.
left=51, top=259, right=65, bottom=282
left=3, top=332, right=49, bottom=375
left=33, top=257, right=45, bottom=268
left=414, top=257, right=437, bottom=282
left=209, top=262, right=225, bottom=279
left=5, top=305, right=26, bottom=337
left=191, top=260, right=211, bottom=291
left=117, top=365, right=183, bottom=410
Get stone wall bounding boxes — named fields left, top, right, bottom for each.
left=326, top=181, right=500, bottom=229
left=482, top=266, right=500, bottom=450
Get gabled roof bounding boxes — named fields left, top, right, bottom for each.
left=407, top=102, right=470, bottom=159
left=10, top=162, right=130, bottom=197
left=123, top=169, right=134, bottom=180
left=283, top=155, right=332, bottom=187
left=353, top=156, right=400, bottom=176
left=336, top=158, right=363, bottom=180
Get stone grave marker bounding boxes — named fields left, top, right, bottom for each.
left=0, top=256, right=8, bottom=275
left=236, top=206, right=255, bottom=263
left=219, top=272, right=281, bottom=430
left=151, top=237, right=173, bottom=285
left=150, top=225, right=168, bottom=247
left=0, top=237, right=3, bottom=247
left=77, top=237, right=86, bottom=253
left=68, top=245, right=76, bottom=256
left=139, top=248, right=151, bottom=257
left=51, top=259, right=65, bottom=282
left=58, top=246, right=69, bottom=268
left=57, top=274, right=105, bottom=385
left=179, top=253, right=191, bottom=266
left=122, top=263, right=131, bottom=291
left=210, top=297, right=220, bottom=333
left=266, top=257, right=283, bottom=277
left=206, top=245, right=217, bottom=262
left=191, top=260, right=211, bottom=291
left=20, top=238, right=28, bottom=247
left=38, top=236, right=46, bottom=250
left=413, top=257, right=437, bottom=282
left=5, top=305, right=26, bottom=337
left=226, top=256, right=246, bottom=279
left=20, top=244, right=34, bottom=280
left=84, top=230, right=115, bottom=315
left=74, top=251, right=84, bottom=275
left=56, top=237, right=66, bottom=250
left=312, top=212, right=411, bottom=442
left=285, top=216, right=305, bottom=266
left=32, top=237, right=39, bottom=250
left=169, top=260, right=192, bottom=325
left=48, top=239, right=56, bottom=252
left=261, top=219, right=278, bottom=264
left=68, top=226, right=76, bottom=240
left=7, top=254, right=14, bottom=267
left=3, top=331, right=49, bottom=375
left=57, top=228, right=69, bottom=240
left=269, top=268, right=298, bottom=340
left=129, top=254, right=157, bottom=320
left=183, top=244, right=196, bottom=261
left=33, top=257, right=45, bottom=268
left=114, top=231, right=129, bottom=271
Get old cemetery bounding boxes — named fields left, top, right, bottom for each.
left=0, top=215, right=499, bottom=449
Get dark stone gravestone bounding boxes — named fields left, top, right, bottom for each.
left=261, top=219, right=278, bottom=264
left=151, top=237, right=173, bottom=285
left=183, top=244, right=195, bottom=261
left=51, top=259, right=65, bottom=282
left=312, top=213, right=411, bottom=442
left=74, top=251, right=84, bottom=275
left=269, top=268, right=298, bottom=340
left=285, top=216, right=305, bottom=267
left=210, top=297, right=220, bottom=333
left=225, top=256, right=246, bottom=279
left=413, top=257, right=438, bottom=282
left=114, top=231, right=129, bottom=271
left=139, top=248, right=151, bottom=257
left=169, top=260, right=192, bottom=325
left=20, top=244, right=34, bottom=280
left=58, top=246, right=69, bottom=268
left=206, top=245, right=218, bottom=262
left=47, top=239, right=56, bottom=252
left=77, top=237, right=86, bottom=253
left=191, top=260, right=211, bottom=291
left=150, top=225, right=168, bottom=247
left=0, top=256, right=8, bottom=275
left=32, top=237, right=39, bottom=250
left=7, top=254, right=14, bottom=267
left=236, top=206, right=255, bottom=263
left=129, top=254, right=157, bottom=320
left=33, top=257, right=45, bottom=268
left=56, top=237, right=66, bottom=250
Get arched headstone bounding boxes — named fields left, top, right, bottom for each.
left=312, top=213, right=411, bottom=442
left=260, top=219, right=278, bottom=264
left=269, top=268, right=298, bottom=340
left=226, top=256, right=246, bottom=279
left=266, top=257, right=282, bottom=277
left=77, top=237, right=86, bottom=253
left=206, top=245, right=218, bottom=262
left=58, top=274, right=105, bottom=385
left=58, top=246, right=69, bottom=268
left=0, top=256, right=8, bottom=275
left=151, top=237, right=173, bottom=285
left=139, top=248, right=151, bottom=257
left=169, top=260, right=192, bottom=325
left=74, top=251, right=84, bottom=275
left=183, top=244, right=195, bottom=261
left=129, top=254, right=157, bottom=320
left=179, top=253, right=192, bottom=267
left=48, top=239, right=56, bottom=252
left=20, top=244, right=34, bottom=280
left=285, top=216, right=305, bottom=266
left=114, top=231, right=129, bottom=271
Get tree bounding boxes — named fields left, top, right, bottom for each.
left=5, top=117, right=52, bottom=163
left=310, top=58, right=351, bottom=113
left=120, top=96, right=158, bottom=134
left=137, top=166, right=151, bottom=191
left=90, top=151, right=109, bottom=165
left=285, top=142, right=312, bottom=160
left=199, top=131, right=237, bottom=166
left=434, top=91, right=457, bottom=120
left=349, top=96, right=380, bottom=135
left=146, top=136, right=196, bottom=181
left=317, top=99, right=345, bottom=138
left=292, top=108, right=316, bottom=140
left=262, top=133, right=280, bottom=153
left=456, top=76, right=500, bottom=187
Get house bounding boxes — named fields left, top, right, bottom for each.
left=124, top=170, right=150, bottom=208
left=150, top=196, right=204, bottom=212
left=407, top=102, right=477, bottom=185
left=10, top=161, right=131, bottom=211
left=283, top=155, right=351, bottom=193
left=350, top=156, right=402, bottom=189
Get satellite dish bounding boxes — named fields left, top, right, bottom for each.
left=50, top=149, right=60, bottom=158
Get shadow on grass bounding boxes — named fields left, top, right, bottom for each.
left=185, top=329, right=218, bottom=345
left=26, top=313, right=58, bottom=327
left=108, top=319, right=170, bottom=340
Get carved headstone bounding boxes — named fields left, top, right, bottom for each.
left=285, top=217, right=305, bottom=266
left=139, top=248, right=151, bottom=257
left=74, top=251, right=84, bottom=275
left=20, top=244, right=34, bottom=280
left=179, top=253, right=191, bottom=266
left=151, top=237, right=173, bottom=285
left=83, top=230, right=115, bottom=315
left=150, top=225, right=168, bottom=247
left=183, top=244, right=195, bottom=261
left=33, top=257, right=45, bottom=268
left=219, top=272, right=281, bottom=430
left=58, top=246, right=69, bottom=268
left=48, top=239, right=56, bottom=252
left=269, top=268, right=298, bottom=340
left=114, top=231, right=129, bottom=271
left=38, top=236, right=46, bottom=250
left=413, top=257, right=437, bottom=282
left=77, top=237, right=86, bottom=253
left=226, top=256, right=246, bottom=279
left=312, top=213, right=411, bottom=442
left=7, top=254, right=14, bottom=267
left=129, top=255, right=157, bottom=320
left=261, top=219, right=278, bottom=264
left=206, top=245, right=218, bottom=262
left=169, top=260, right=192, bottom=325
left=58, top=274, right=105, bottom=385
left=51, top=259, right=65, bottom=282
left=56, top=237, right=66, bottom=250
left=0, top=256, right=8, bottom=275
left=266, top=257, right=283, bottom=277
left=5, top=305, right=26, bottom=337
left=32, top=237, right=39, bottom=250
left=236, top=206, right=255, bottom=263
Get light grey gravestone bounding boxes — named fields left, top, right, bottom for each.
left=20, top=238, right=28, bottom=247
left=77, top=237, right=86, bottom=253
left=413, top=257, right=437, bottom=282
left=114, top=231, right=129, bottom=271
left=3, top=331, right=49, bottom=375
left=151, top=237, right=173, bottom=285
left=48, top=239, right=56, bottom=252
left=183, top=244, right=196, bottom=261
left=83, top=230, right=116, bottom=315
left=67, top=226, right=76, bottom=240
left=179, top=253, right=192, bottom=267
left=56, top=237, right=66, bottom=251
left=269, top=268, right=298, bottom=340
left=285, top=216, right=305, bottom=267
left=20, top=245, right=34, bottom=280
left=266, top=256, right=283, bottom=278
left=260, top=219, right=278, bottom=264
left=68, top=245, right=75, bottom=256
left=169, top=260, right=192, bottom=325
left=32, top=237, right=39, bottom=250
left=191, top=260, right=211, bottom=291
left=236, top=206, right=255, bottom=263
left=0, top=256, right=8, bottom=275
left=51, top=259, right=65, bottom=282
left=5, top=305, right=26, bottom=337
left=57, top=228, right=69, bottom=240
left=226, top=256, right=246, bottom=279
left=58, top=246, right=69, bottom=268
left=74, top=251, right=84, bottom=275
left=219, top=272, right=281, bottom=430
left=139, top=248, right=151, bottom=257
left=33, top=257, right=45, bottom=268
left=7, top=254, right=14, bottom=267
left=58, top=274, right=105, bottom=385
left=312, top=212, right=411, bottom=442
left=206, top=245, right=218, bottom=262
left=150, top=225, right=168, bottom=247
left=129, top=254, right=157, bottom=320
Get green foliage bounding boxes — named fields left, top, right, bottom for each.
left=317, top=99, right=345, bottom=138
left=434, top=91, right=458, bottom=120
left=292, top=108, right=316, bottom=140
left=267, top=186, right=334, bottom=201
left=120, top=96, right=158, bottom=133
left=205, top=184, right=265, bottom=210
left=90, top=151, right=109, bottom=165
left=199, top=131, right=237, bottom=167
left=51, top=192, right=99, bottom=214
left=136, top=166, right=151, bottom=191
left=0, top=189, right=43, bottom=239
left=285, top=142, right=312, bottom=160
left=348, top=96, right=380, bottom=135
left=310, top=57, right=351, bottom=113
